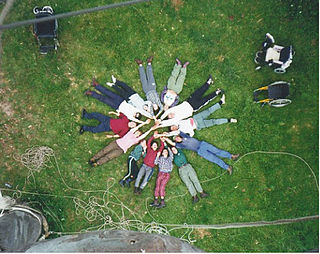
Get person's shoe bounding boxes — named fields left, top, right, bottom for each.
left=134, top=187, right=139, bottom=194
left=220, top=94, right=226, bottom=105
left=106, top=82, right=114, bottom=87
left=81, top=108, right=87, bottom=119
left=84, top=90, right=92, bottom=96
left=119, top=179, right=125, bottom=187
left=137, top=188, right=143, bottom=195
left=157, top=199, right=166, bottom=208
left=135, top=59, right=143, bottom=65
left=91, top=78, right=98, bottom=87
left=230, top=118, right=238, bottom=123
left=192, top=195, right=199, bottom=204
left=146, top=56, right=153, bottom=64
left=175, top=58, right=181, bottom=65
left=124, top=179, right=131, bottom=188
left=111, top=75, right=117, bottom=84
left=206, top=74, right=213, bottom=85
left=231, top=154, right=240, bottom=161
left=200, top=191, right=209, bottom=198
left=149, top=199, right=159, bottom=207
left=91, top=162, right=98, bottom=167
left=183, top=61, right=190, bottom=68
left=79, top=126, right=85, bottom=135
left=88, top=159, right=95, bottom=166
left=227, top=166, right=233, bottom=175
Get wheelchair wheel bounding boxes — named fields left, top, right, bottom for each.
left=43, top=6, right=53, bottom=14
left=269, top=98, right=291, bottom=107
left=274, top=68, right=286, bottom=74
left=33, top=6, right=41, bottom=14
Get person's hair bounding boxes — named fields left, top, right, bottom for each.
left=151, top=141, right=158, bottom=147
left=175, top=135, right=182, bottom=142
left=162, top=148, right=169, bottom=156
left=135, top=112, right=141, bottom=119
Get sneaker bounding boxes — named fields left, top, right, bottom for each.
left=206, top=74, right=213, bottom=85
left=149, top=199, right=159, bottom=207
left=157, top=200, right=166, bottom=208
left=84, top=90, right=92, bottom=96
left=137, top=188, right=143, bottom=195
left=135, top=59, right=143, bottom=65
left=111, top=75, right=117, bottom=84
left=192, top=195, right=199, bottom=204
left=119, top=179, right=125, bottom=187
left=231, top=154, right=240, bottom=161
left=183, top=61, right=190, bottom=68
left=230, top=118, right=237, bottom=123
left=106, top=82, right=114, bottom=87
left=81, top=109, right=87, bottom=119
left=227, top=166, right=233, bottom=175
left=91, top=162, right=98, bottom=168
left=146, top=56, right=154, bottom=64
left=79, top=126, right=85, bottom=135
left=220, top=94, right=226, bottom=105
left=175, top=58, right=181, bottom=66
left=91, top=78, right=98, bottom=87
left=200, top=191, right=209, bottom=198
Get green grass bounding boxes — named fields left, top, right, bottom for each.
left=0, top=0, right=318, bottom=252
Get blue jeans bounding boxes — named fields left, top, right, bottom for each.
left=82, top=112, right=111, bottom=133
left=91, top=84, right=124, bottom=109
left=197, top=141, right=231, bottom=170
left=193, top=103, right=228, bottom=129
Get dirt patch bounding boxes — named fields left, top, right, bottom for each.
left=195, top=229, right=212, bottom=239
left=171, top=0, right=184, bottom=11
left=0, top=101, right=14, bottom=116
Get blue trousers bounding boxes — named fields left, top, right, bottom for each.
left=82, top=112, right=111, bottom=133
left=197, top=141, right=231, bottom=170
left=91, top=84, right=124, bottom=109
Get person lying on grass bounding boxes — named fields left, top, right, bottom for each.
left=150, top=144, right=174, bottom=209
left=134, top=132, right=165, bottom=194
left=135, top=56, right=164, bottom=119
left=158, top=75, right=222, bottom=124
left=119, top=140, right=147, bottom=188
left=160, top=58, right=189, bottom=110
left=171, top=147, right=209, bottom=204
left=105, top=76, right=154, bottom=119
left=89, top=119, right=151, bottom=167
left=153, top=93, right=237, bottom=137
left=79, top=109, right=138, bottom=137
left=163, top=134, right=239, bottom=175
left=85, top=79, right=148, bottom=124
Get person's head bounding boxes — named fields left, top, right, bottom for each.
left=170, top=125, right=179, bottom=131
left=174, top=135, right=183, bottom=143
left=134, top=130, right=142, bottom=137
left=164, top=90, right=177, bottom=107
left=171, top=146, right=178, bottom=154
left=128, top=121, right=137, bottom=128
left=151, top=141, right=158, bottom=151
left=162, top=148, right=169, bottom=158
left=168, top=113, right=175, bottom=119
left=143, top=104, right=151, bottom=112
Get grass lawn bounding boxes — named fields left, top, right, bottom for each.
left=0, top=0, right=318, bottom=252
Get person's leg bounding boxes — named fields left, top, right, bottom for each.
left=114, top=80, right=136, bottom=98
left=90, top=91, right=122, bottom=109
left=139, top=65, right=150, bottom=94
left=178, top=166, right=197, bottom=197
left=140, top=166, right=154, bottom=189
left=135, top=164, right=146, bottom=188
left=167, top=63, right=182, bottom=91
left=201, top=118, right=229, bottom=128
left=186, top=82, right=210, bottom=109
left=174, top=66, right=187, bottom=94
left=122, top=156, right=135, bottom=181
left=193, top=103, right=221, bottom=121
left=154, top=173, right=163, bottom=198
left=82, top=112, right=112, bottom=133
left=159, top=173, right=170, bottom=198
left=187, top=164, right=203, bottom=193
left=96, top=144, right=123, bottom=165
left=197, top=142, right=230, bottom=170
left=193, top=91, right=219, bottom=112
left=146, top=64, right=157, bottom=90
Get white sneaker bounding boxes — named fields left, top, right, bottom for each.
left=230, top=118, right=237, bottom=123
left=220, top=94, right=226, bottom=104
left=111, top=75, right=117, bottom=83
left=106, top=82, right=114, bottom=87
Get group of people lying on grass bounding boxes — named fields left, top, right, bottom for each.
left=80, top=57, right=239, bottom=207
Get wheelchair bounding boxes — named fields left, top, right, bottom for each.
left=253, top=81, right=291, bottom=107
left=32, top=6, right=59, bottom=54
left=254, top=33, right=294, bottom=73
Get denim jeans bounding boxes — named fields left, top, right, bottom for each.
left=197, top=141, right=231, bottom=170
left=82, top=112, right=111, bottom=133
left=193, top=103, right=228, bottom=129
left=91, top=84, right=124, bottom=109
left=139, top=64, right=156, bottom=95
left=135, top=164, right=154, bottom=189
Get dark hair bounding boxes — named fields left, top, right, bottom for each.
left=151, top=141, right=158, bottom=147
left=162, top=148, right=169, bottom=156
left=135, top=112, right=141, bottom=120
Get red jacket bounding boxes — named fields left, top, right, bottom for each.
left=110, top=113, right=130, bottom=137
left=143, top=136, right=164, bottom=168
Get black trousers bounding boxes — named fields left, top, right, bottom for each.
left=112, top=80, right=136, bottom=100
left=121, top=156, right=139, bottom=181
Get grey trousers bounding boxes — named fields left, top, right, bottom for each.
left=135, top=164, right=154, bottom=189
left=178, top=163, right=203, bottom=197
left=139, top=64, right=156, bottom=95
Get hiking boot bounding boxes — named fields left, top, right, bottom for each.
left=146, top=56, right=154, bottom=64
left=119, top=179, right=125, bottom=187
left=157, top=199, right=166, bottom=209
left=200, top=191, right=209, bottom=198
left=91, top=78, right=98, bottom=87
left=135, top=59, right=143, bottom=65
left=227, top=166, right=233, bottom=175
left=149, top=199, right=159, bottom=207
left=81, top=108, right=87, bottom=119
left=183, top=61, right=190, bottom=68
left=192, top=195, right=199, bottom=204
left=79, top=126, right=85, bottom=135
left=231, top=154, right=240, bottom=161
left=175, top=58, right=181, bottom=65
left=84, top=90, right=92, bottom=96
left=88, top=159, right=95, bottom=165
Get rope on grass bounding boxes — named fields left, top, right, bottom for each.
left=4, top=146, right=319, bottom=244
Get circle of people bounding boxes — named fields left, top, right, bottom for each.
left=80, top=57, right=240, bottom=208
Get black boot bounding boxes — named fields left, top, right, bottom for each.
left=149, top=198, right=159, bottom=207
left=157, top=199, right=166, bottom=208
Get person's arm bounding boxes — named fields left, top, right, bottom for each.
left=158, top=138, right=165, bottom=153
left=168, top=146, right=174, bottom=161
left=106, top=134, right=120, bottom=138
left=160, top=107, right=171, bottom=120
left=154, top=152, right=161, bottom=165
left=158, top=118, right=178, bottom=128
left=131, top=119, right=151, bottom=133
left=138, top=127, right=153, bottom=141
left=164, top=137, right=176, bottom=147
left=155, top=107, right=164, bottom=119
left=158, top=130, right=180, bottom=137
